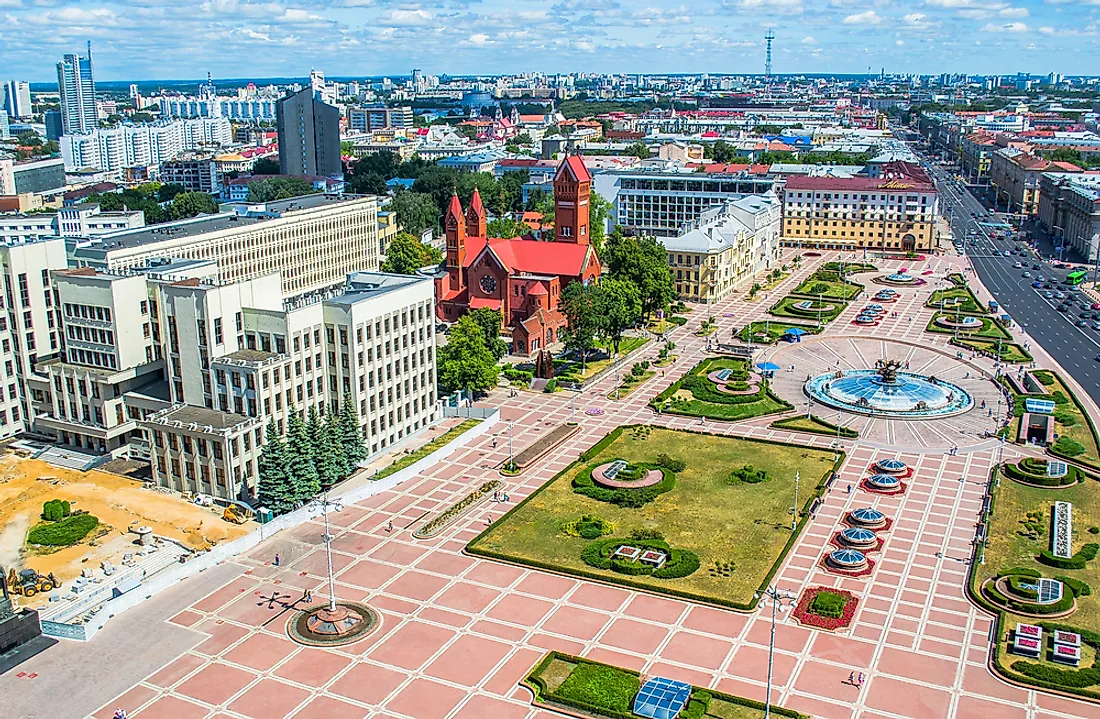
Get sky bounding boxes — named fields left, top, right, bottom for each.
left=2, top=0, right=1099, bottom=83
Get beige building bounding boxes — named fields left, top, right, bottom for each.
left=990, top=147, right=1083, bottom=217
left=70, top=193, right=380, bottom=296
left=661, top=193, right=782, bottom=303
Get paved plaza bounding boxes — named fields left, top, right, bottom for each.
left=5, top=250, right=1100, bottom=719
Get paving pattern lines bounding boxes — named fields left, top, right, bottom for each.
left=18, top=247, right=1092, bottom=719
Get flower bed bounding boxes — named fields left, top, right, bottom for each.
left=414, top=480, right=501, bottom=538
left=374, top=419, right=481, bottom=480
left=819, top=555, right=876, bottom=578
left=793, top=587, right=859, bottom=630
left=859, top=477, right=908, bottom=496
left=509, top=423, right=581, bottom=471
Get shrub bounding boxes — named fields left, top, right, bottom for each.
left=1033, top=370, right=1057, bottom=387
left=630, top=528, right=665, bottom=541
left=1091, top=527, right=1100, bottom=535
left=655, top=453, right=687, bottom=472
left=1004, top=567, right=1042, bottom=578
left=1011, top=661, right=1100, bottom=689
left=1038, top=544, right=1098, bottom=571
left=1007, top=575, right=1039, bottom=600
left=651, top=549, right=701, bottom=579
left=574, top=465, right=675, bottom=507
left=1055, top=576, right=1092, bottom=597
left=27, top=513, right=99, bottom=546
left=503, top=368, right=533, bottom=384
left=729, top=465, right=768, bottom=484
left=41, top=499, right=71, bottom=522
left=554, top=663, right=640, bottom=713
left=1052, top=437, right=1085, bottom=457
left=562, top=514, right=614, bottom=539
left=809, top=590, right=848, bottom=618
left=809, top=282, right=830, bottom=295
left=544, top=378, right=559, bottom=393
left=1054, top=411, right=1078, bottom=427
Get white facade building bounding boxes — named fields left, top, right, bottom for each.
left=60, top=119, right=233, bottom=172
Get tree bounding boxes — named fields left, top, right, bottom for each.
left=346, top=171, right=388, bottom=195
left=246, top=177, right=317, bottom=202
left=390, top=191, right=441, bottom=236
left=169, top=192, right=218, bottom=220
left=1046, top=147, right=1085, bottom=168
left=252, top=157, right=280, bottom=175
left=381, top=232, right=441, bottom=274
left=158, top=183, right=186, bottom=202
left=88, top=192, right=125, bottom=212
left=514, top=132, right=533, bottom=145
left=711, top=140, right=736, bottom=164
left=486, top=218, right=531, bottom=238
left=624, top=142, right=650, bottom=159
left=16, top=131, right=41, bottom=147
left=286, top=410, right=320, bottom=503
left=497, top=169, right=529, bottom=213
left=307, top=407, right=343, bottom=490
left=602, top=232, right=676, bottom=318
left=257, top=420, right=296, bottom=514
left=467, top=307, right=508, bottom=360
left=560, top=282, right=603, bottom=371
left=599, top=278, right=642, bottom=354
left=436, top=315, right=499, bottom=394
left=589, top=191, right=612, bottom=254
left=337, top=393, right=367, bottom=473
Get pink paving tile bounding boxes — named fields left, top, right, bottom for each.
left=228, top=678, right=310, bottom=719
left=336, top=559, right=402, bottom=590
left=452, top=694, right=530, bottom=719
left=193, top=620, right=250, bottom=655
left=289, top=695, right=371, bottom=719
left=132, top=695, right=211, bottom=719
left=645, top=662, right=714, bottom=688
left=955, top=695, right=1028, bottom=719
left=273, top=649, right=353, bottom=688
left=660, top=631, right=733, bottom=671
left=219, top=590, right=302, bottom=625
left=368, top=620, right=456, bottom=671
left=599, top=618, right=669, bottom=655
left=416, top=550, right=476, bottom=576
left=329, top=530, right=381, bottom=555
left=744, top=619, right=811, bottom=654
left=418, top=606, right=473, bottom=628
left=727, top=644, right=798, bottom=685
left=782, top=694, right=854, bottom=719
left=960, top=663, right=1030, bottom=704
left=483, top=647, right=545, bottom=695
left=486, top=593, right=556, bottom=626
left=168, top=609, right=203, bottom=628
left=383, top=570, right=450, bottom=602
left=386, top=677, right=467, bottom=719
left=426, top=634, right=513, bottom=686
left=865, top=676, right=951, bottom=718
left=624, top=593, right=685, bottom=624
left=175, top=663, right=257, bottom=706
left=877, top=645, right=958, bottom=687
left=515, top=571, right=576, bottom=600
left=471, top=619, right=528, bottom=642
left=1035, top=691, right=1100, bottom=716
left=682, top=605, right=749, bottom=639
left=809, top=632, right=876, bottom=668
left=919, top=636, right=964, bottom=658
left=192, top=576, right=261, bottom=613
left=223, top=632, right=298, bottom=672
left=566, top=583, right=629, bottom=612
left=791, top=658, right=862, bottom=703
left=714, top=676, right=775, bottom=706
left=95, top=684, right=157, bottom=719
left=464, top=561, right=525, bottom=587
left=526, top=633, right=586, bottom=656
left=541, top=605, right=611, bottom=641
left=585, top=647, right=648, bottom=672
left=146, top=653, right=207, bottom=687
left=292, top=549, right=356, bottom=577
left=328, top=662, right=408, bottom=705
left=370, top=541, right=429, bottom=566
left=371, top=594, right=420, bottom=615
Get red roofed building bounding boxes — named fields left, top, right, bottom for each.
left=436, top=155, right=602, bottom=355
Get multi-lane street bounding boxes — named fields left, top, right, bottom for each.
left=909, top=144, right=1100, bottom=404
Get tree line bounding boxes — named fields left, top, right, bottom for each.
left=83, top=182, right=219, bottom=224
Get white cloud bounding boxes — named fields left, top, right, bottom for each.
left=980, top=21, right=1028, bottom=31
left=379, top=8, right=432, bottom=25
left=998, top=6, right=1029, bottom=16
left=844, top=10, right=882, bottom=24
left=801, top=35, right=816, bottom=43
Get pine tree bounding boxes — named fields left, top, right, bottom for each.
left=325, top=410, right=349, bottom=480
left=257, top=419, right=294, bottom=515
left=339, top=393, right=367, bottom=470
left=286, top=409, right=320, bottom=504
left=315, top=414, right=344, bottom=489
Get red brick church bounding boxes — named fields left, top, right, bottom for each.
left=435, top=156, right=602, bottom=355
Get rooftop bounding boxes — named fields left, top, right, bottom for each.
left=217, top=348, right=277, bottom=363
left=152, top=404, right=257, bottom=432
left=784, top=175, right=936, bottom=192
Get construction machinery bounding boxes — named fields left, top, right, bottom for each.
left=222, top=504, right=254, bottom=524
left=5, top=568, right=61, bottom=597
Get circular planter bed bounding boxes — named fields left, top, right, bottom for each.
left=1002, top=459, right=1082, bottom=488
left=792, top=587, right=859, bottom=631
left=286, top=601, right=381, bottom=647
left=591, top=461, right=664, bottom=489
left=581, top=537, right=700, bottom=580
left=981, top=576, right=1078, bottom=619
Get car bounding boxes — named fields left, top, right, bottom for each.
left=1033, top=281, right=1044, bottom=288
left=1004, top=251, right=1012, bottom=257
left=1045, top=283, right=1055, bottom=289
left=1033, top=263, right=1043, bottom=269
left=1092, top=322, right=1100, bottom=331
left=1058, top=304, right=1071, bottom=312
left=1036, top=275, right=1046, bottom=282
left=1082, top=311, right=1093, bottom=319
left=1092, top=303, right=1100, bottom=310
left=1095, top=354, right=1100, bottom=362
left=1022, top=271, right=1032, bottom=278
left=1079, top=320, right=1090, bottom=328
left=1043, top=291, right=1054, bottom=299
left=1013, top=262, right=1023, bottom=268
left=1093, top=312, right=1100, bottom=320
left=1056, top=292, right=1066, bottom=299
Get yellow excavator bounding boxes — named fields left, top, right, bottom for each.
left=5, top=568, right=61, bottom=597
left=222, top=504, right=254, bottom=524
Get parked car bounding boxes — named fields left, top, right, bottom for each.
left=1022, top=271, right=1032, bottom=278
left=1056, top=292, right=1066, bottom=299
left=1013, top=262, right=1023, bottom=268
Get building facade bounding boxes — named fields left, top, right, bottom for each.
left=277, top=88, right=341, bottom=178
left=160, top=156, right=220, bottom=194
left=60, top=119, right=233, bottom=172
left=781, top=174, right=939, bottom=252
left=347, top=106, right=414, bottom=133
left=1037, top=174, right=1100, bottom=263
left=56, top=47, right=97, bottom=135
left=2, top=81, right=32, bottom=120
left=0, top=158, right=66, bottom=196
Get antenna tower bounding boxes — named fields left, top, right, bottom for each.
left=764, top=30, right=775, bottom=82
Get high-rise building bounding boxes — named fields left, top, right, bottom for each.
left=2, top=81, right=32, bottom=119
left=57, top=44, right=97, bottom=135
left=44, top=110, right=63, bottom=141
left=276, top=88, right=341, bottom=178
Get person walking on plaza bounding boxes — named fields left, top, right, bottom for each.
left=273, top=553, right=280, bottom=566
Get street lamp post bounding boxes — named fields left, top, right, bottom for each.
left=791, top=471, right=800, bottom=531
left=508, top=420, right=514, bottom=469
left=309, top=492, right=344, bottom=612
left=755, top=585, right=797, bottom=719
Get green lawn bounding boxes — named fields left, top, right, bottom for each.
left=822, top=261, right=877, bottom=275
left=770, top=414, right=859, bottom=438
left=973, top=465, right=1100, bottom=699
left=737, top=321, right=821, bottom=345
left=554, top=337, right=650, bottom=383
left=926, top=286, right=985, bottom=314
left=926, top=312, right=1012, bottom=340
left=769, top=296, right=846, bottom=324
left=1033, top=371, right=1100, bottom=469
left=791, top=275, right=863, bottom=301
left=468, top=426, right=839, bottom=609
left=373, top=419, right=482, bottom=480
left=608, top=370, right=656, bottom=400
left=952, top=337, right=1032, bottom=364
left=650, top=357, right=793, bottom=421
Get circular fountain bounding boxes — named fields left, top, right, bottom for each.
left=934, top=315, right=983, bottom=331
left=804, top=359, right=974, bottom=419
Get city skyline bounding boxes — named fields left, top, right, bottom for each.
left=2, top=0, right=1099, bottom=82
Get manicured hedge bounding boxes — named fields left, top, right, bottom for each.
left=27, top=513, right=99, bottom=546
left=1039, top=543, right=1099, bottom=571
left=1001, top=460, right=1080, bottom=487
left=580, top=537, right=701, bottom=579
left=983, top=579, right=1074, bottom=614
left=573, top=463, right=675, bottom=508
left=770, top=414, right=860, bottom=438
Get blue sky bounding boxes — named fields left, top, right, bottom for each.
left=2, top=0, right=1098, bottom=82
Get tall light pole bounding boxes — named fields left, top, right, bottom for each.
left=508, top=420, right=514, bottom=469
left=755, top=585, right=797, bottom=719
left=309, top=492, right=344, bottom=612
left=791, top=471, right=800, bottom=531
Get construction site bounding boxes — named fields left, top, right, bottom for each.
left=0, top=452, right=253, bottom=612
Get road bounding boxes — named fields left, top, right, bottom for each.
left=906, top=140, right=1100, bottom=405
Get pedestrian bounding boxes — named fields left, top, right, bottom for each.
left=848, top=671, right=855, bottom=685
left=386, top=520, right=393, bottom=532
left=857, top=673, right=865, bottom=688
left=492, top=437, right=497, bottom=448
left=304, top=589, right=313, bottom=603
left=846, top=483, right=852, bottom=494
left=273, top=553, right=280, bottom=566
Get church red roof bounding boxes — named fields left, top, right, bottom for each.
left=466, top=237, right=591, bottom=276
left=469, top=297, right=502, bottom=311
left=446, top=192, right=463, bottom=223
left=468, top=187, right=485, bottom=216
left=557, top=155, right=592, bottom=183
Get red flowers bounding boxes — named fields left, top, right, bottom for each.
left=793, top=587, right=859, bottom=631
